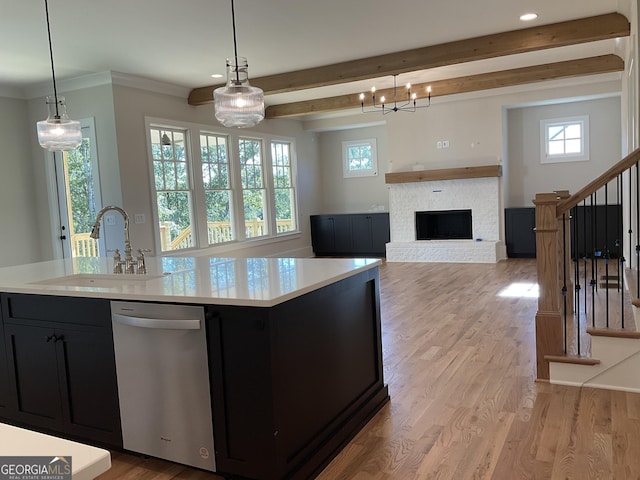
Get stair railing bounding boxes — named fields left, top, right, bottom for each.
left=534, top=147, right=640, bottom=380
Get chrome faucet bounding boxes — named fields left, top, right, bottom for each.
left=90, top=206, right=135, bottom=273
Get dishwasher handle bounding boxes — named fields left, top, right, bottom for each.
left=112, top=312, right=201, bottom=330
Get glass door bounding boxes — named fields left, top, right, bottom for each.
left=53, top=120, right=105, bottom=258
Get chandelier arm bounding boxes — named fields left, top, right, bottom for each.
left=230, top=0, right=240, bottom=84
left=43, top=0, right=59, bottom=117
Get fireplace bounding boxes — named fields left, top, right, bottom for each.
left=385, top=166, right=506, bottom=263
left=415, top=210, right=472, bottom=240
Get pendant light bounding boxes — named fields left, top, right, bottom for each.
left=214, top=0, right=264, bottom=128
left=36, top=0, right=82, bottom=152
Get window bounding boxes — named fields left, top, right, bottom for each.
left=540, top=116, right=590, bottom=163
left=342, top=138, right=378, bottom=177
left=150, top=128, right=194, bottom=251
left=200, top=133, right=234, bottom=244
left=147, top=119, right=299, bottom=253
left=239, top=138, right=267, bottom=239
left=271, top=141, right=297, bottom=234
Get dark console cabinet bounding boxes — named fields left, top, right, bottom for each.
left=311, top=213, right=390, bottom=256
left=505, top=208, right=536, bottom=258
left=505, top=205, right=623, bottom=259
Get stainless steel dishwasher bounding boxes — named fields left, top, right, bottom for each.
left=111, top=301, right=216, bottom=472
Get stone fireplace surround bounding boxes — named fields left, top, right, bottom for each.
left=385, top=166, right=507, bottom=263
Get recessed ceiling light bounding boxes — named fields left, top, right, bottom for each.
left=520, top=13, right=538, bottom=21
left=210, top=73, right=224, bottom=79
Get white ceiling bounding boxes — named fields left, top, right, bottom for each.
left=0, top=0, right=624, bottom=109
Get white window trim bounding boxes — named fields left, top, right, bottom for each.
left=540, top=115, right=590, bottom=164
left=145, top=117, right=301, bottom=255
left=342, top=138, right=378, bottom=178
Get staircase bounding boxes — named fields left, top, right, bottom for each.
left=534, top=147, right=640, bottom=392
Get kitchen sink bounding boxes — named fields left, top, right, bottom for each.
left=30, top=273, right=167, bottom=288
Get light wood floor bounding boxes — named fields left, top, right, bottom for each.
left=97, top=259, right=640, bottom=480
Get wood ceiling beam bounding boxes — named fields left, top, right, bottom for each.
left=264, top=55, right=624, bottom=119
left=188, top=12, right=629, bottom=106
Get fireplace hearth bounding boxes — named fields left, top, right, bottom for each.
left=415, top=210, right=472, bottom=240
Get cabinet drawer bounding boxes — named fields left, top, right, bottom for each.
left=2, top=294, right=111, bottom=328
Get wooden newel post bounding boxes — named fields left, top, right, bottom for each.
left=533, top=192, right=565, bottom=380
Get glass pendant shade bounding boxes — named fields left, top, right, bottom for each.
left=214, top=57, right=264, bottom=128
left=37, top=96, right=82, bottom=151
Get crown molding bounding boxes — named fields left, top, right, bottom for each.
left=20, top=70, right=190, bottom=100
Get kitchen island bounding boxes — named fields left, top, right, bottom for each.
left=0, top=256, right=388, bottom=480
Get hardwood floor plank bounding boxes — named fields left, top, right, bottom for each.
left=98, top=259, right=640, bottom=480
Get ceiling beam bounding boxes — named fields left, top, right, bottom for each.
left=188, top=12, right=629, bottom=106
left=264, top=55, right=624, bottom=119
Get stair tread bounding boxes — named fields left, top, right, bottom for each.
left=545, top=354, right=601, bottom=365
left=587, top=327, right=640, bottom=339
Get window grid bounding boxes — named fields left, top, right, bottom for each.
left=148, top=121, right=299, bottom=252
left=547, top=122, right=583, bottom=156
left=347, top=144, right=373, bottom=171
left=342, top=138, right=378, bottom=177
left=150, top=127, right=194, bottom=251
left=200, top=133, right=234, bottom=244
left=239, top=138, right=267, bottom=238
left=271, top=141, right=296, bottom=233
left=540, top=116, right=589, bottom=164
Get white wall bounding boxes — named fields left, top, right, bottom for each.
left=0, top=97, right=41, bottom=266
left=112, top=83, right=321, bottom=258
left=26, top=83, right=123, bottom=260
left=317, top=125, right=389, bottom=213
left=311, top=77, right=623, bottom=215
left=506, top=96, right=622, bottom=207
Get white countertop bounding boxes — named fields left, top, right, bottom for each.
left=0, top=423, right=111, bottom=480
left=0, top=256, right=381, bottom=307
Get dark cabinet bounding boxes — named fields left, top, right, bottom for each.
left=0, top=309, right=10, bottom=419
left=205, top=267, right=388, bottom=480
left=1, top=294, right=121, bottom=446
left=310, top=213, right=390, bottom=256
left=570, top=204, right=622, bottom=258
left=505, top=208, right=536, bottom=258
left=504, top=205, right=623, bottom=259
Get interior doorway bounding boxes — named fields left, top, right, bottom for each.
left=52, top=118, right=105, bottom=259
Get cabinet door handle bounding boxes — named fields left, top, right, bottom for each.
left=45, top=335, right=54, bottom=342
left=54, top=335, right=64, bottom=343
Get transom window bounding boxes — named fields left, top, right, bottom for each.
left=148, top=119, right=299, bottom=253
left=540, top=116, right=590, bottom=163
left=342, top=138, right=378, bottom=177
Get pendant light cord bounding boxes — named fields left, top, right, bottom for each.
left=44, top=0, right=60, bottom=117
left=231, top=0, right=240, bottom=84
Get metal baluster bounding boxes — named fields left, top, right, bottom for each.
left=605, top=184, right=610, bottom=328
left=562, top=212, right=568, bottom=354
left=619, top=173, right=625, bottom=329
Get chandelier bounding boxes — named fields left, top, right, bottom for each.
left=214, top=0, right=265, bottom=128
left=36, top=0, right=82, bottom=151
left=360, top=75, right=432, bottom=114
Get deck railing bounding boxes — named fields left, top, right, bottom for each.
left=160, top=219, right=294, bottom=251
left=534, top=147, right=640, bottom=380
left=71, top=232, right=99, bottom=257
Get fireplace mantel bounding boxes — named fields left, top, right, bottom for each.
left=385, top=165, right=502, bottom=184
